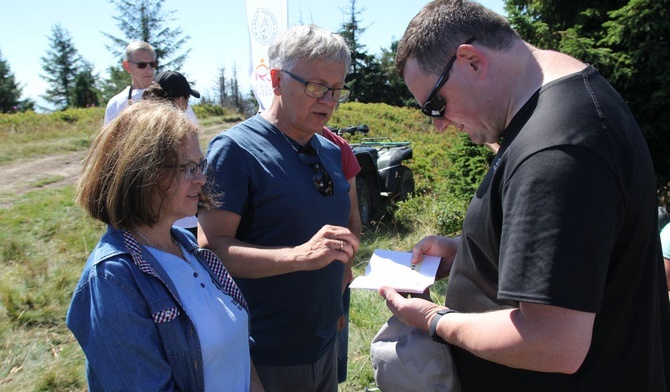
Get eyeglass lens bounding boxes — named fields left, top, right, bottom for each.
left=283, top=70, right=350, bottom=103
left=307, top=84, right=350, bottom=102
left=181, top=159, right=207, bottom=180
left=298, top=146, right=334, bottom=196
left=421, top=96, right=447, bottom=118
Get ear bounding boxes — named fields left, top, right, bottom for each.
left=122, top=60, right=131, bottom=73
left=270, top=68, right=283, bottom=94
left=457, top=44, right=487, bottom=80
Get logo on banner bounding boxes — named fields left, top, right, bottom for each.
left=254, top=59, right=271, bottom=82
left=252, top=59, right=273, bottom=97
left=251, top=8, right=278, bottom=45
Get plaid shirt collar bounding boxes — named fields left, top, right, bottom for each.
left=121, top=228, right=248, bottom=312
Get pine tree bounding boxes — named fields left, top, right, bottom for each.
left=40, top=24, right=81, bottom=110
left=0, top=49, right=26, bottom=113
left=230, top=63, right=242, bottom=113
left=337, top=0, right=410, bottom=106
left=378, top=41, right=414, bottom=107
left=71, top=61, right=101, bottom=108
left=216, top=66, right=228, bottom=108
left=103, top=0, right=191, bottom=72
left=338, top=0, right=368, bottom=76
left=338, top=0, right=367, bottom=100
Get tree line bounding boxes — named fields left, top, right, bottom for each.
left=505, top=0, right=670, bottom=181
left=1, top=0, right=668, bottom=178
left=0, top=0, right=411, bottom=116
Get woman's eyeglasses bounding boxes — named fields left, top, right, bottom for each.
left=128, top=60, right=158, bottom=69
left=298, top=145, right=334, bottom=196
left=169, top=159, right=207, bottom=181
left=282, top=69, right=351, bottom=103
left=421, top=37, right=476, bottom=118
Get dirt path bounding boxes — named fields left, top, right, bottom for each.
left=0, top=152, right=85, bottom=207
left=0, top=123, right=229, bottom=209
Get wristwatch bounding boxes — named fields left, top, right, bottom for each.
left=430, top=308, right=457, bottom=344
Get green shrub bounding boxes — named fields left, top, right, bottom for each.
left=57, top=112, right=79, bottom=124
left=444, top=132, right=493, bottom=203
left=0, top=108, right=104, bottom=135
left=436, top=198, right=469, bottom=236
left=192, top=103, right=226, bottom=117
left=392, top=191, right=470, bottom=237
left=393, top=192, right=441, bottom=232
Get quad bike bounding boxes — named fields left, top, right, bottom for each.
left=331, top=124, right=415, bottom=226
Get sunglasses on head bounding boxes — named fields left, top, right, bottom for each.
left=128, top=60, right=158, bottom=69
left=421, top=37, right=476, bottom=118
left=298, top=144, right=334, bottom=197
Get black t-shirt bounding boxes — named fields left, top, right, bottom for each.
left=446, top=67, right=670, bottom=391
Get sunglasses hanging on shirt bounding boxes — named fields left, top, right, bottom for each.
left=298, top=144, right=334, bottom=197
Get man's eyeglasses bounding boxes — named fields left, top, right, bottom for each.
left=282, top=69, right=351, bottom=103
left=298, top=145, right=334, bottom=196
left=128, top=60, right=158, bottom=69
left=169, top=159, right=207, bottom=181
left=421, top=37, right=476, bottom=118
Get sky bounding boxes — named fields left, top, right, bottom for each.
left=1, top=0, right=505, bottom=110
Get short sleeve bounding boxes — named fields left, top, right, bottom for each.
left=498, top=146, right=623, bottom=312
left=321, top=128, right=361, bottom=179
left=205, top=135, right=250, bottom=215
left=340, top=142, right=361, bottom=179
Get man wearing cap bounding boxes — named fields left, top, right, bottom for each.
left=104, top=41, right=198, bottom=124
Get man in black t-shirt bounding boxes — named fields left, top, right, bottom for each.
left=378, top=1, right=670, bottom=390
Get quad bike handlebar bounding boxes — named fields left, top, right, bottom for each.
left=330, top=124, right=370, bottom=136
left=331, top=124, right=409, bottom=148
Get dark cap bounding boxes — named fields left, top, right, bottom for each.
left=153, top=71, right=200, bottom=99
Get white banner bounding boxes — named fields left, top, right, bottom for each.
left=246, top=0, right=288, bottom=111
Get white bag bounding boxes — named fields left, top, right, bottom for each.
left=370, top=315, right=461, bottom=392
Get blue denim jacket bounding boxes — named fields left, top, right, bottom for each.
left=66, top=226, right=248, bottom=391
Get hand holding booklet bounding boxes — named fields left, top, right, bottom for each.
left=350, top=249, right=441, bottom=294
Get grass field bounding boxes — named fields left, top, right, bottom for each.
left=0, top=103, right=480, bottom=391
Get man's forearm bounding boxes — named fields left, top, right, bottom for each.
left=436, top=304, right=594, bottom=374
left=207, top=236, right=301, bottom=279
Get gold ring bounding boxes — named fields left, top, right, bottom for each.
left=339, top=240, right=344, bottom=250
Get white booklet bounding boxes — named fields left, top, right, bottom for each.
left=350, top=249, right=441, bottom=294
